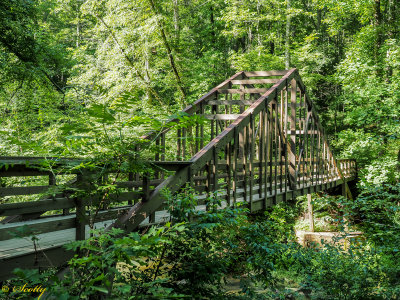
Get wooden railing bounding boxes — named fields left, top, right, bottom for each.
left=0, top=69, right=356, bottom=280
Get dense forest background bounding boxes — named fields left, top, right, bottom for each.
left=1, top=1, right=400, bottom=298
left=0, top=0, right=399, bottom=186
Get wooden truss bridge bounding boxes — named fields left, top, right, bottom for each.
left=0, top=69, right=356, bottom=280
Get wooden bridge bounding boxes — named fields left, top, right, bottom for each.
left=0, top=69, right=356, bottom=280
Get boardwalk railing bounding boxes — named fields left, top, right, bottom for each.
left=0, top=69, right=356, bottom=280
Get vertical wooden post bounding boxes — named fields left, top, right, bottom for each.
left=264, top=108, right=269, bottom=203
left=177, top=129, right=181, bottom=161
left=269, top=104, right=273, bottom=198
left=233, top=127, right=238, bottom=206
left=289, top=79, right=297, bottom=190
left=284, top=85, right=289, bottom=200
left=307, top=193, right=314, bottom=232
left=206, top=162, right=212, bottom=205
left=75, top=173, right=86, bottom=241
left=142, top=173, right=154, bottom=223
left=128, top=172, right=133, bottom=205
left=243, top=125, right=248, bottom=203
left=273, top=103, right=278, bottom=204
left=142, top=174, right=150, bottom=202
left=155, top=138, right=160, bottom=179
left=310, top=118, right=314, bottom=188
left=259, top=110, right=264, bottom=201
left=317, top=130, right=321, bottom=185
left=200, top=102, right=204, bottom=150
left=227, top=141, right=232, bottom=206
left=213, top=146, right=218, bottom=194
left=182, top=128, right=187, bottom=160
left=195, top=121, right=199, bottom=154
left=249, top=114, right=255, bottom=210
left=211, top=103, right=216, bottom=140
left=75, top=199, right=86, bottom=240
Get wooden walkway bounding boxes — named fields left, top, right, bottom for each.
left=0, top=69, right=356, bottom=280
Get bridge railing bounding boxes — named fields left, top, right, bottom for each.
left=0, top=157, right=186, bottom=243
left=0, top=69, right=357, bottom=280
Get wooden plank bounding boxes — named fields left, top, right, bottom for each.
left=207, top=100, right=255, bottom=106
left=0, top=245, right=74, bottom=281
left=0, top=198, right=74, bottom=216
left=0, top=169, right=51, bottom=177
left=217, top=88, right=269, bottom=94
left=0, top=191, right=141, bottom=217
left=150, top=161, right=192, bottom=171
left=231, top=79, right=280, bottom=85
left=0, top=215, right=75, bottom=241
left=0, top=185, right=49, bottom=197
left=244, top=70, right=288, bottom=77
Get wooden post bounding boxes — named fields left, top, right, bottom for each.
left=75, top=173, right=86, bottom=240
left=249, top=114, right=255, bottom=210
left=213, top=146, right=218, bottom=193
left=307, top=193, right=314, bottom=232
left=289, top=79, right=297, bottom=190
left=142, top=173, right=154, bottom=223
left=233, top=127, right=238, bottom=206
left=177, top=129, right=181, bottom=161
left=128, top=172, right=133, bottom=205
left=259, top=110, right=264, bottom=201
left=273, top=103, right=278, bottom=204
left=227, top=141, right=232, bottom=206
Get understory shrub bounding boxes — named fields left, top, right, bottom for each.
left=4, top=184, right=400, bottom=299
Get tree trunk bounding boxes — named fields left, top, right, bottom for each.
left=148, top=0, right=186, bottom=108
left=285, top=0, right=291, bottom=69
left=374, top=0, right=383, bottom=76
left=386, top=0, right=395, bottom=82
left=173, top=0, right=180, bottom=43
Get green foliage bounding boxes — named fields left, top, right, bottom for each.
left=2, top=0, right=400, bottom=298
left=6, top=184, right=400, bottom=299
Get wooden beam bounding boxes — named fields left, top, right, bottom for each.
left=200, top=114, right=241, bottom=120
left=244, top=70, right=288, bottom=77
left=231, top=79, right=280, bottom=85
left=207, top=100, right=255, bottom=106
left=0, top=185, right=49, bottom=197
left=217, top=88, right=269, bottom=94
left=0, top=246, right=74, bottom=281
